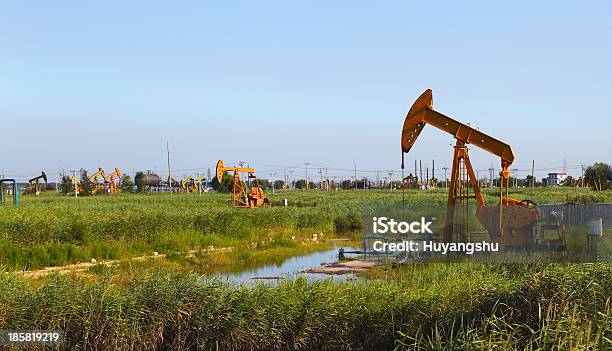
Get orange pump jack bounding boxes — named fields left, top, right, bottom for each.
left=401, top=89, right=564, bottom=248
left=216, top=160, right=271, bottom=208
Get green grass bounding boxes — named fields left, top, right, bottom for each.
left=2, top=188, right=609, bottom=269
left=0, top=188, right=610, bottom=349
left=0, top=263, right=609, bottom=350
left=0, top=192, right=349, bottom=269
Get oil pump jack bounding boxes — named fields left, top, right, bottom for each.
left=194, top=176, right=207, bottom=192
left=26, top=171, right=47, bottom=195
left=70, top=167, right=106, bottom=194
left=401, top=89, right=563, bottom=248
left=169, top=176, right=194, bottom=192
left=102, top=167, right=122, bottom=193
left=182, top=176, right=196, bottom=193
left=88, top=167, right=106, bottom=195
left=216, top=160, right=271, bottom=208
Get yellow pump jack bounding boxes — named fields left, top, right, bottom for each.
left=102, top=167, right=122, bottom=193
left=216, top=160, right=271, bottom=208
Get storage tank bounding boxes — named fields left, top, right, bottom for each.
left=135, top=172, right=162, bottom=187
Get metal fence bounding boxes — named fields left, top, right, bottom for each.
left=539, top=204, right=612, bottom=227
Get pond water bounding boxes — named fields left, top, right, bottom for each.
left=211, top=247, right=356, bottom=285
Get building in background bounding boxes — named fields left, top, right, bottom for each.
left=546, top=172, right=567, bottom=186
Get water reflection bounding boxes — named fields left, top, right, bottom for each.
left=211, top=247, right=355, bottom=285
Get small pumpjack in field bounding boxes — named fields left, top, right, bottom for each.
left=170, top=176, right=204, bottom=193
left=183, top=176, right=196, bottom=193
left=70, top=167, right=110, bottom=195
left=183, top=176, right=206, bottom=193
left=216, top=160, right=271, bottom=208
left=194, top=176, right=207, bottom=192
left=401, top=89, right=564, bottom=249
left=102, top=167, right=122, bottom=193
left=26, top=171, right=47, bottom=195
left=88, top=167, right=106, bottom=195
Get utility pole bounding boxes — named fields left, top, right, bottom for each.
left=288, top=170, right=294, bottom=189
left=284, top=168, right=287, bottom=190
left=581, top=164, right=585, bottom=187
left=531, top=160, right=535, bottom=194
left=317, top=168, right=324, bottom=190
left=512, top=169, right=518, bottom=187
left=432, top=159, right=435, bottom=185
left=388, top=170, right=394, bottom=190
left=207, top=168, right=211, bottom=190
left=489, top=167, right=494, bottom=188
left=419, top=160, right=423, bottom=188
left=72, top=169, right=78, bottom=198
left=197, top=172, right=202, bottom=195
left=270, top=172, right=275, bottom=194
left=442, top=167, right=449, bottom=189
left=239, top=161, right=249, bottom=186
left=304, top=162, right=310, bottom=190
left=166, top=141, right=172, bottom=191
left=354, top=161, right=357, bottom=190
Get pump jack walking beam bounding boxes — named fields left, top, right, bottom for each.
left=401, top=89, right=514, bottom=170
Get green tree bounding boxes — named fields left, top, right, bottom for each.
left=135, top=172, right=146, bottom=193
left=60, top=175, right=73, bottom=195
left=585, top=162, right=612, bottom=191
left=525, top=175, right=540, bottom=187
left=121, top=174, right=134, bottom=192
left=274, top=180, right=285, bottom=190
left=255, top=179, right=271, bottom=190
left=211, top=172, right=234, bottom=193
left=294, top=179, right=315, bottom=189
left=341, top=179, right=352, bottom=189
left=79, top=169, right=93, bottom=196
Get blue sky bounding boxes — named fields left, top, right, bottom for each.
left=1, top=1, right=610, bottom=182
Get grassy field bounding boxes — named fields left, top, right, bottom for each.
left=1, top=187, right=609, bottom=270
left=0, top=263, right=609, bottom=350
left=0, top=187, right=610, bottom=350
left=0, top=191, right=357, bottom=270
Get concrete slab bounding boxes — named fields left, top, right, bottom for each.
left=303, top=260, right=376, bottom=275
